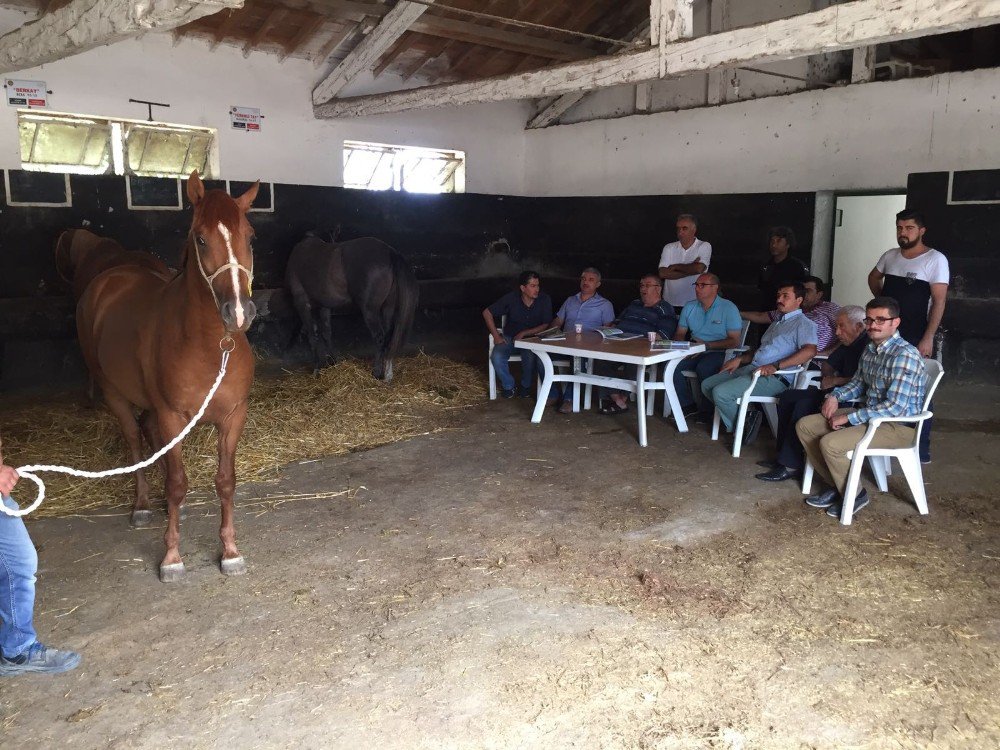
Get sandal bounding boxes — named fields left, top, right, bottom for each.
left=598, top=398, right=629, bottom=415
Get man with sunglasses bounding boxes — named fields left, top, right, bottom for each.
left=796, top=297, right=927, bottom=520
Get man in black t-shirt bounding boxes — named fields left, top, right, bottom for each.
left=758, top=226, right=809, bottom=311
left=755, top=305, right=868, bottom=482
left=483, top=271, right=554, bottom=398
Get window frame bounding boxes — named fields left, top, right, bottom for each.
left=343, top=140, right=466, bottom=194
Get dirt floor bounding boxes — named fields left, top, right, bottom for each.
left=2, top=384, right=999, bottom=749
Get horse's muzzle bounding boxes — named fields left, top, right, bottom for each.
left=221, top=297, right=257, bottom=333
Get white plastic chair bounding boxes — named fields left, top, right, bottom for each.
left=488, top=315, right=570, bottom=399
left=711, top=362, right=811, bottom=458
left=802, top=358, right=944, bottom=525
left=680, top=320, right=750, bottom=408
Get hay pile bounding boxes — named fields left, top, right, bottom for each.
left=2, top=353, right=486, bottom=519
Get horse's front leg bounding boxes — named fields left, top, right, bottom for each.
left=216, top=402, right=248, bottom=576
left=156, top=411, right=189, bottom=583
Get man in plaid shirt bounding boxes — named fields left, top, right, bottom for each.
left=795, top=297, right=927, bottom=519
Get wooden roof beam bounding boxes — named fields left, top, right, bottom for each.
left=315, top=0, right=1000, bottom=119
left=243, top=7, right=286, bottom=58
left=0, top=0, right=242, bottom=73
left=313, top=0, right=434, bottom=105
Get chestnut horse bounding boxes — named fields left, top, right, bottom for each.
left=55, top=227, right=171, bottom=301
left=76, top=171, right=259, bottom=582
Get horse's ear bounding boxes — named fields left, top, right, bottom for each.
left=235, top=180, right=260, bottom=213
left=186, top=170, right=205, bottom=206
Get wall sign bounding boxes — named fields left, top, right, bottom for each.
left=6, top=79, right=47, bottom=108
left=230, top=106, right=261, bottom=132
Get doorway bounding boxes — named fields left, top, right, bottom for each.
left=830, top=194, right=906, bottom=306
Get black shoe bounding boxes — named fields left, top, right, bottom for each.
left=518, top=386, right=534, bottom=399
left=826, top=489, right=870, bottom=518
left=756, top=460, right=776, bottom=469
left=755, top=465, right=800, bottom=482
left=500, top=388, right=515, bottom=399
left=805, top=488, right=839, bottom=509
left=742, top=408, right=763, bottom=445
left=693, top=410, right=711, bottom=425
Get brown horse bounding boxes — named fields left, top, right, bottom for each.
left=76, top=171, right=259, bottom=582
left=55, top=227, right=171, bottom=300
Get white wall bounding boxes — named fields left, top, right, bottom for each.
left=0, top=9, right=530, bottom=195
left=524, top=67, right=1000, bottom=196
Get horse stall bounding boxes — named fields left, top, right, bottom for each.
left=2, top=1, right=1000, bottom=748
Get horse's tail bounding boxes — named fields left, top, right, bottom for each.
left=382, top=251, right=418, bottom=380
left=54, top=229, right=77, bottom=286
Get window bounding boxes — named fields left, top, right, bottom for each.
left=343, top=140, right=465, bottom=194
left=17, top=110, right=218, bottom=178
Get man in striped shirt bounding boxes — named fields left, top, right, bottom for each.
left=741, top=276, right=840, bottom=353
left=795, top=297, right=927, bottom=519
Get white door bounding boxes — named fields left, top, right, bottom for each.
left=831, top=194, right=906, bottom=307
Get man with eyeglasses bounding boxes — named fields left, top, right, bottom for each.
left=867, top=209, right=948, bottom=464
left=596, top=274, right=677, bottom=414
left=658, top=214, right=711, bottom=314
left=671, top=273, right=743, bottom=420
left=701, top=282, right=818, bottom=444
left=796, top=296, right=927, bottom=520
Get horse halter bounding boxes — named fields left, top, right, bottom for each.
left=191, top=227, right=254, bottom=311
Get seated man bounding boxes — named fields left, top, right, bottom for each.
left=701, top=282, right=818, bottom=444
left=597, top=274, right=678, bottom=414
left=671, top=273, right=743, bottom=420
left=741, top=276, right=840, bottom=353
left=796, top=296, right=927, bottom=519
left=550, top=267, right=615, bottom=414
left=755, top=305, right=868, bottom=482
left=483, top=271, right=553, bottom=398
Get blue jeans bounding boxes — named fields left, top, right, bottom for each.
left=491, top=337, right=539, bottom=392
left=0, top=495, right=38, bottom=659
left=673, top=351, right=725, bottom=409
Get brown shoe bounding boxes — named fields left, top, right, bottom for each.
left=557, top=401, right=573, bottom=414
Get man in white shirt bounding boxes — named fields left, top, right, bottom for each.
left=658, top=214, right=712, bottom=313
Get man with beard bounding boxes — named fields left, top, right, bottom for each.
left=867, top=209, right=948, bottom=463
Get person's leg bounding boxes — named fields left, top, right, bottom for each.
left=775, top=390, right=823, bottom=470
left=692, top=352, right=726, bottom=415
left=796, top=413, right=839, bottom=490
left=700, top=369, right=733, bottom=414
left=489, top=337, right=517, bottom=393
left=705, top=366, right=760, bottom=432
left=819, top=421, right=916, bottom=498
left=0, top=495, right=38, bottom=659
left=520, top=351, right=539, bottom=394
left=919, top=410, right=932, bottom=463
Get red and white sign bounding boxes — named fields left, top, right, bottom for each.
left=230, top=105, right=261, bottom=132
left=6, top=79, right=47, bottom=108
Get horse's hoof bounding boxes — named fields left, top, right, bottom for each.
left=130, top=509, right=154, bottom=527
left=159, top=562, right=185, bottom=583
left=220, top=556, right=247, bottom=577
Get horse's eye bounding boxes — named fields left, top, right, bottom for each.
left=196, top=235, right=207, bottom=247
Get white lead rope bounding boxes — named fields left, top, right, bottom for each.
left=1, top=347, right=231, bottom=518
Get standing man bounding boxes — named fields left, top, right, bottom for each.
left=659, top=214, right=712, bottom=313
left=796, top=297, right=927, bottom=520
left=755, top=305, right=868, bottom=483
left=671, top=273, right=744, bottom=420
left=868, top=209, right=948, bottom=463
left=701, top=282, right=818, bottom=444
left=550, top=267, right=616, bottom=414
left=483, top=271, right=553, bottom=399
left=1, top=438, right=82, bottom=676
left=758, top=226, right=809, bottom=311
left=741, top=276, right=840, bottom=353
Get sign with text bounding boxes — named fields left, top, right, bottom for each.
left=230, top=105, right=261, bottom=132
left=6, top=79, right=47, bottom=108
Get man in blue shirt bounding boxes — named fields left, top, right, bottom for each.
left=597, top=274, right=677, bottom=414
left=483, top=271, right=553, bottom=398
left=796, top=296, right=927, bottom=519
left=701, top=282, right=818, bottom=442
left=672, top=273, right=743, bottom=419
left=550, top=268, right=615, bottom=413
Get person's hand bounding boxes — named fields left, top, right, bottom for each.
left=721, top=356, right=741, bottom=373
left=828, top=412, right=850, bottom=430
left=756, top=364, right=777, bottom=377
left=513, top=331, right=526, bottom=341
left=820, top=375, right=837, bottom=391
left=493, top=333, right=505, bottom=346
left=821, top=394, right=839, bottom=420
left=0, top=465, right=19, bottom=496
left=917, top=335, right=934, bottom=357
